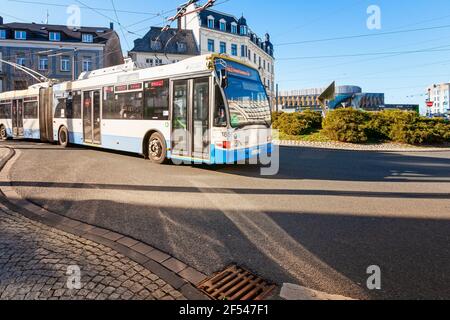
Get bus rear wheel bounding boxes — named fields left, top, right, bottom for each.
left=0, top=125, right=7, bottom=141
left=58, top=127, right=69, bottom=148
left=148, top=132, right=167, bottom=164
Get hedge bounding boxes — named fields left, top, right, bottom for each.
left=272, top=111, right=322, bottom=136
left=322, top=109, right=370, bottom=143
left=321, top=109, right=450, bottom=145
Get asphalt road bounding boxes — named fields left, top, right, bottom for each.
left=2, top=140, right=450, bottom=300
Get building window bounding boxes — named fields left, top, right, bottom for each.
left=146, top=58, right=153, bottom=66
left=49, top=32, right=61, bottom=41
left=82, top=58, right=92, bottom=72
left=0, top=30, right=6, bottom=39
left=151, top=39, right=162, bottom=50
left=263, top=60, right=266, bottom=70
left=207, top=39, right=215, bottom=52
left=155, top=59, right=163, bottom=66
left=177, top=42, right=187, bottom=53
left=14, top=30, right=26, bottom=40
left=219, top=19, right=226, bottom=32
left=82, top=33, right=94, bottom=43
left=240, top=25, right=247, bottom=36
left=38, top=57, right=48, bottom=71
left=16, top=57, right=26, bottom=66
left=220, top=42, right=226, bottom=54
left=254, top=53, right=256, bottom=64
left=241, top=45, right=246, bottom=57
left=231, top=44, right=237, bottom=56
left=60, top=57, right=70, bottom=72
left=231, top=23, right=238, bottom=34
left=207, top=16, right=215, bottom=29
left=248, top=49, right=251, bottom=59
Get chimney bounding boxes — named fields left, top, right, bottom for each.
left=110, top=22, right=114, bottom=30
left=0, top=16, right=3, bottom=25
left=177, top=17, right=182, bottom=32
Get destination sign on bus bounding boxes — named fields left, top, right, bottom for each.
left=216, top=59, right=259, bottom=82
left=128, top=83, right=143, bottom=91
left=115, top=85, right=128, bottom=92
left=150, top=80, right=165, bottom=88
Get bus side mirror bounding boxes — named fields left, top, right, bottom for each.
left=220, top=69, right=228, bottom=89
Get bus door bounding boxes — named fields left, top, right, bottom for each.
left=12, top=99, right=24, bottom=137
left=82, top=90, right=101, bottom=144
left=171, top=77, right=211, bottom=161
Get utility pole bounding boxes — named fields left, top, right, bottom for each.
left=275, top=83, right=279, bottom=112
left=72, top=48, right=78, bottom=81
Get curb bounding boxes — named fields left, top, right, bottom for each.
left=0, top=146, right=210, bottom=301
left=274, top=140, right=450, bottom=153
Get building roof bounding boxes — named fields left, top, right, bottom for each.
left=130, top=27, right=199, bottom=55
left=0, top=20, right=115, bottom=44
left=199, top=9, right=273, bottom=57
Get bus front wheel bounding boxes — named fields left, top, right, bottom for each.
left=58, top=127, right=69, bottom=148
left=148, top=132, right=167, bottom=164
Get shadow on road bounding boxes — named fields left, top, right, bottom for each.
left=13, top=196, right=450, bottom=300
left=2, top=181, right=449, bottom=200
left=210, top=147, right=450, bottom=183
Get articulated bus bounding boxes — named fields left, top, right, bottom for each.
left=0, top=54, right=272, bottom=164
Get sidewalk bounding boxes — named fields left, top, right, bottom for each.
left=0, top=146, right=190, bottom=300
left=0, top=203, right=185, bottom=300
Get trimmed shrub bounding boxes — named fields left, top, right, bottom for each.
left=322, top=109, right=370, bottom=143
left=272, top=111, right=323, bottom=136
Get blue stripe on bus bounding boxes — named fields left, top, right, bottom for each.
left=212, top=143, right=272, bottom=164
left=59, top=131, right=273, bottom=165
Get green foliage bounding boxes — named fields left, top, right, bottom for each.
left=322, top=109, right=370, bottom=143
left=272, top=111, right=323, bottom=136
left=274, top=109, right=450, bottom=145
left=367, top=111, right=450, bottom=144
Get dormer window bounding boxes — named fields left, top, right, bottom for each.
left=49, top=32, right=61, bottom=41
left=177, top=42, right=187, bottom=53
left=151, top=39, right=162, bottom=50
left=82, top=33, right=94, bottom=43
left=231, top=22, right=238, bottom=34
left=14, top=30, right=26, bottom=40
left=207, top=16, right=215, bottom=29
left=219, top=19, right=226, bottom=32
left=240, top=26, right=247, bottom=36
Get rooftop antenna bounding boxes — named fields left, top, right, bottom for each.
left=45, top=10, right=49, bottom=24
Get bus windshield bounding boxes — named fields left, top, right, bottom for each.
left=216, top=59, right=271, bottom=128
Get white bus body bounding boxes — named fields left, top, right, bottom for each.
left=0, top=54, right=273, bottom=164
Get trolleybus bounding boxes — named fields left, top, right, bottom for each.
left=0, top=54, right=272, bottom=164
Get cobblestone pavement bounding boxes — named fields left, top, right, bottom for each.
left=0, top=204, right=186, bottom=300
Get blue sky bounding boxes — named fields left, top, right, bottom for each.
left=1, top=0, right=450, bottom=111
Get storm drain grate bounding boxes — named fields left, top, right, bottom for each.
left=197, top=265, right=276, bottom=301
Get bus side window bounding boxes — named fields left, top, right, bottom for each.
left=144, top=80, right=169, bottom=120
left=72, top=91, right=82, bottom=119
left=66, top=92, right=73, bottom=118
left=55, top=97, right=66, bottom=118
left=214, top=86, right=227, bottom=127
